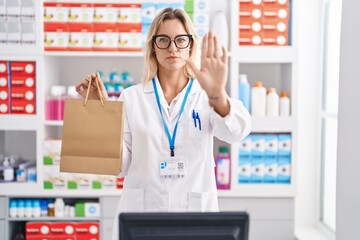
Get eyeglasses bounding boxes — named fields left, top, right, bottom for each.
left=152, top=34, right=192, bottom=49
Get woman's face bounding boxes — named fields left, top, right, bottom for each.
left=153, top=19, right=191, bottom=73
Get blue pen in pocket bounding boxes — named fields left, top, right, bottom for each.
left=196, top=112, right=201, bottom=130
left=192, top=109, right=197, bottom=128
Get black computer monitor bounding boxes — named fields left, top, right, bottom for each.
left=119, top=211, right=249, bottom=240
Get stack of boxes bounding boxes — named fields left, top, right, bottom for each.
left=0, top=0, right=36, bottom=45
left=43, top=2, right=144, bottom=51
left=185, top=0, right=210, bottom=43
left=43, top=139, right=124, bottom=190
left=238, top=0, right=290, bottom=46
left=0, top=61, right=36, bottom=115
left=238, top=133, right=291, bottom=184
left=26, top=221, right=100, bottom=240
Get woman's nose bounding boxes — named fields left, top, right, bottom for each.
left=168, top=40, right=177, bottom=52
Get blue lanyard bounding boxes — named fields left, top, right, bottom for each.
left=152, top=78, right=193, bottom=157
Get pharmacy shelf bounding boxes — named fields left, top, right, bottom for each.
left=0, top=45, right=42, bottom=57
left=251, top=116, right=297, bottom=132
left=217, top=184, right=296, bottom=198
left=8, top=217, right=100, bottom=221
left=0, top=115, right=42, bottom=130
left=43, top=51, right=144, bottom=57
left=3, top=188, right=122, bottom=197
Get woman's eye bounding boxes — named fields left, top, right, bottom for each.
left=176, top=38, right=186, bottom=43
left=159, top=37, right=169, bottom=43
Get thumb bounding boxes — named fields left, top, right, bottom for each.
left=186, top=60, right=201, bottom=78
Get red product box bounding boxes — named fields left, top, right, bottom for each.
left=239, top=29, right=262, bottom=46
left=10, top=74, right=36, bottom=88
left=239, top=1, right=263, bottom=20
left=115, top=3, right=142, bottom=24
left=117, top=177, right=125, bottom=189
left=239, top=17, right=262, bottom=33
left=10, top=100, right=36, bottom=114
left=26, top=222, right=52, bottom=239
left=43, top=2, right=69, bottom=23
left=44, top=23, right=69, bottom=51
left=262, top=5, right=289, bottom=21
left=68, top=3, right=94, bottom=23
left=0, top=75, right=9, bottom=114
left=263, top=0, right=289, bottom=8
left=93, top=3, right=118, bottom=23
left=75, top=222, right=100, bottom=240
left=118, top=26, right=142, bottom=52
left=0, top=61, right=9, bottom=75
left=51, top=222, right=76, bottom=239
left=93, top=23, right=118, bottom=51
left=68, top=23, right=94, bottom=51
left=262, top=31, right=288, bottom=45
left=10, top=61, right=36, bottom=76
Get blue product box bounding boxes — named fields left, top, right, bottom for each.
left=277, top=156, right=291, bottom=184
left=194, top=0, right=210, bottom=12
left=264, top=156, right=278, bottom=183
left=170, top=2, right=185, bottom=10
left=141, top=24, right=150, bottom=48
left=141, top=3, right=156, bottom=24
left=265, top=134, right=278, bottom=157
left=251, top=156, right=264, bottom=183
left=238, top=155, right=251, bottom=184
left=239, top=135, right=252, bottom=157
left=278, top=134, right=291, bottom=157
left=156, top=3, right=171, bottom=14
left=251, top=134, right=265, bottom=157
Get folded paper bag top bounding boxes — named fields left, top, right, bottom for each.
left=60, top=75, right=124, bottom=175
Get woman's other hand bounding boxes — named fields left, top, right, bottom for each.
left=75, top=72, right=109, bottom=100
left=186, top=32, right=230, bottom=116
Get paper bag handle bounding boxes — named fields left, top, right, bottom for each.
left=84, top=72, right=105, bottom=107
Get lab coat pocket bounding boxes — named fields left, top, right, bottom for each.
left=188, top=191, right=217, bottom=212
left=187, top=114, right=208, bottom=139
left=122, top=188, right=144, bottom=212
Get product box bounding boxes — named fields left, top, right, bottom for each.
left=68, top=24, right=93, bottom=51
left=239, top=3, right=263, bottom=20
left=141, top=3, right=156, bottom=24
left=238, top=155, right=251, bottom=183
left=10, top=100, right=35, bottom=114
left=0, top=75, right=9, bottom=114
left=21, top=0, right=35, bottom=18
left=75, top=222, right=100, bottom=240
left=141, top=23, right=150, bottom=47
left=0, top=21, right=6, bottom=44
left=251, top=156, right=265, bottom=183
left=251, top=134, right=265, bottom=157
left=0, top=0, right=5, bottom=17
left=6, top=0, right=21, bottom=18
left=10, top=61, right=36, bottom=75
left=75, top=201, right=85, bottom=217
left=7, top=20, right=21, bottom=44
left=118, top=29, right=142, bottom=51
left=43, top=165, right=67, bottom=190
left=0, top=61, right=9, bottom=74
left=191, top=12, right=210, bottom=27
left=239, top=135, right=252, bottom=157
left=93, top=24, right=118, bottom=51
left=264, top=156, right=278, bottom=183
left=44, top=23, right=69, bottom=51
left=51, top=222, right=76, bottom=239
left=277, top=156, right=291, bottom=183
left=239, top=29, right=262, bottom=46
left=278, top=133, right=291, bottom=157
left=43, top=139, right=62, bottom=165
left=117, top=177, right=125, bottom=189
left=93, top=3, right=118, bottom=23
left=67, top=173, right=92, bottom=190
left=43, top=2, right=69, bottom=23
left=26, top=222, right=52, bottom=239
left=239, top=17, right=262, bottom=33
left=156, top=3, right=172, bottom=14
left=117, top=3, right=142, bottom=24
left=263, top=0, right=289, bottom=6
left=170, top=2, right=184, bottom=10
left=92, top=175, right=117, bottom=189
left=84, top=202, right=100, bottom=217
left=68, top=3, right=94, bottom=23
left=21, top=20, right=36, bottom=44
left=265, top=134, right=278, bottom=157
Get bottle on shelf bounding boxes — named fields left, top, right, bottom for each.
left=54, top=198, right=65, bottom=217
left=215, top=146, right=231, bottom=190
left=280, top=91, right=290, bottom=116
left=266, top=88, right=279, bottom=117
left=251, top=81, right=266, bottom=116
left=9, top=199, right=17, bottom=218
left=238, top=74, right=250, bottom=111
left=45, top=86, right=66, bottom=121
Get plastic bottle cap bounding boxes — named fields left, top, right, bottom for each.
left=239, top=74, right=248, bottom=83
left=267, top=88, right=277, bottom=94
left=67, top=86, right=78, bottom=97
left=280, top=91, right=288, bottom=98
left=254, top=82, right=263, bottom=87
left=50, top=86, right=66, bottom=97
left=219, top=146, right=229, bottom=153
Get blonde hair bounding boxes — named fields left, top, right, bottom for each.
left=142, top=8, right=199, bottom=83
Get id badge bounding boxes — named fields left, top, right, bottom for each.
left=159, top=158, right=186, bottom=179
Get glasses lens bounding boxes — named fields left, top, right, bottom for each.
left=175, top=35, right=190, bottom=49
left=155, top=36, right=170, bottom=49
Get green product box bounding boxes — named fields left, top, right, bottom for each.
left=44, top=181, right=53, bottom=189
left=185, top=0, right=194, bottom=12
left=75, top=202, right=85, bottom=217
left=68, top=181, right=77, bottom=189
left=92, top=180, right=102, bottom=189
left=43, top=156, right=53, bottom=165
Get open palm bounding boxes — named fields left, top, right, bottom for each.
left=186, top=32, right=228, bottom=99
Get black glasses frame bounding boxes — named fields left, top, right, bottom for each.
left=152, top=34, right=193, bottom=49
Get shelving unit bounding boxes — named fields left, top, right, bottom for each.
left=0, top=0, right=298, bottom=239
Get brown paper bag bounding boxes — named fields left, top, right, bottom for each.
left=60, top=76, right=124, bottom=175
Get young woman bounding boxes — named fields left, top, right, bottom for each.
left=76, top=8, right=251, bottom=240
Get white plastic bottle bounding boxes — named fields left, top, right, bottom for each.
left=251, top=82, right=266, bottom=116
left=280, top=91, right=290, bottom=116
left=238, top=74, right=250, bottom=111
left=54, top=198, right=65, bottom=218
left=266, top=88, right=279, bottom=117
left=210, top=11, right=229, bottom=55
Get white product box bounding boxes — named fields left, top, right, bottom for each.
left=93, top=3, right=118, bottom=23
left=251, top=134, right=265, bottom=157
left=0, top=0, right=6, bottom=17
left=43, top=139, right=62, bottom=165
left=239, top=135, right=252, bottom=157
left=251, top=156, right=264, bottom=183
left=85, top=202, right=100, bottom=217
left=67, top=173, right=92, bottom=190
left=7, top=20, right=21, bottom=44
left=68, top=3, right=93, bottom=23
left=44, top=30, right=69, bottom=49
left=278, top=133, right=291, bottom=156
left=192, top=12, right=210, bottom=27
left=264, top=157, right=278, bottom=183
left=6, top=0, right=20, bottom=18
left=194, top=0, right=210, bottom=12
left=43, top=2, right=69, bottom=23
left=118, top=31, right=142, bottom=51
left=118, top=4, right=142, bottom=24
left=43, top=165, right=67, bottom=190
left=20, top=0, right=35, bottom=18
left=141, top=3, right=156, bottom=24
left=0, top=21, right=6, bottom=44
left=265, top=134, right=278, bottom=157
left=277, top=156, right=291, bottom=183
left=238, top=155, right=251, bottom=183
left=93, top=31, right=118, bottom=49
left=21, top=21, right=35, bottom=44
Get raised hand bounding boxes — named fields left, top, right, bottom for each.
left=75, top=72, right=109, bottom=100
left=186, top=32, right=230, bottom=116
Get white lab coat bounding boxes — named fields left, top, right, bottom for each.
left=112, top=77, right=251, bottom=240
